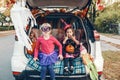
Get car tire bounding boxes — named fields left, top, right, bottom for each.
left=15, top=77, right=28, bottom=80
left=14, top=77, right=23, bottom=80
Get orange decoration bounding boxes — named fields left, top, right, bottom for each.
left=60, top=9, right=66, bottom=13
left=31, top=9, right=39, bottom=15
left=65, top=45, right=75, bottom=53
left=10, top=0, right=15, bottom=4
left=74, top=8, right=88, bottom=18
left=81, top=8, right=88, bottom=18
left=27, top=42, right=36, bottom=55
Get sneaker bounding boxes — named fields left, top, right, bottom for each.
left=69, top=66, right=74, bottom=73
left=64, top=67, right=70, bottom=75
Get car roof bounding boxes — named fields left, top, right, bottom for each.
left=27, top=0, right=91, bottom=10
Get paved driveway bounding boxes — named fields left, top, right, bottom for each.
left=100, top=35, right=120, bottom=51
left=0, top=30, right=15, bottom=37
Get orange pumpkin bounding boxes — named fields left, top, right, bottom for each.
left=65, top=44, right=75, bottom=54
left=27, top=42, right=36, bottom=55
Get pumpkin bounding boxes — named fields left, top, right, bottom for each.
left=27, top=42, right=36, bottom=55
left=65, top=44, right=75, bottom=54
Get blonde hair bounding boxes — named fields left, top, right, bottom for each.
left=40, top=23, right=52, bottom=29
left=40, top=23, right=52, bottom=34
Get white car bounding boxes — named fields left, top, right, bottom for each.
left=11, top=0, right=104, bottom=80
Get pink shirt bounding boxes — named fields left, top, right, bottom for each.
left=65, top=53, right=74, bottom=58
left=34, top=35, right=62, bottom=58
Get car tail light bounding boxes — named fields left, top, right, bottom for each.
left=12, top=71, right=21, bottom=75
left=94, top=30, right=100, bottom=41
left=98, top=71, right=103, bottom=75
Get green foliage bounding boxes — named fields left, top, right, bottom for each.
left=94, top=2, right=120, bottom=34
left=0, top=13, right=6, bottom=23
left=0, top=13, right=13, bottom=31
left=0, top=26, right=14, bottom=31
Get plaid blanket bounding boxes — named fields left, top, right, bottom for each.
left=27, top=55, right=86, bottom=75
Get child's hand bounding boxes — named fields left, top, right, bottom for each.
left=63, top=36, right=68, bottom=44
left=58, top=55, right=63, bottom=60
left=69, top=35, right=75, bottom=41
left=64, top=36, right=68, bottom=40
left=33, top=57, right=38, bottom=61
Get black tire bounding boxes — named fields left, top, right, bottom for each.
left=14, top=76, right=23, bottom=80
left=15, top=78, right=28, bottom=80
left=14, top=70, right=28, bottom=80
left=14, top=76, right=28, bottom=80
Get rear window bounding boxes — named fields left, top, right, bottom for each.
left=36, top=13, right=83, bottom=30
left=35, top=13, right=86, bottom=43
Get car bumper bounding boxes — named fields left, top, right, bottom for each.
left=14, top=70, right=90, bottom=80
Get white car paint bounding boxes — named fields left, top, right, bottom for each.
left=94, top=41, right=104, bottom=72
left=89, top=40, right=104, bottom=72
left=11, top=41, right=28, bottom=72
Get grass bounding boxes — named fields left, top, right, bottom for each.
left=102, top=51, right=120, bottom=80
left=0, top=26, right=14, bottom=31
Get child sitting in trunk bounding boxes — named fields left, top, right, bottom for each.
left=27, top=28, right=37, bottom=55
left=61, top=19, right=80, bottom=74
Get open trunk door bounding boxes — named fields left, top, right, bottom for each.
left=27, top=0, right=91, bottom=10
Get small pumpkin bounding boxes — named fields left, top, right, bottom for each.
left=65, top=44, right=75, bottom=54
left=27, top=42, right=36, bottom=55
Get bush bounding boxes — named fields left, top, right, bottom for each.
left=94, top=2, right=120, bottom=34
left=0, top=13, right=13, bottom=31
left=0, top=26, right=14, bottom=31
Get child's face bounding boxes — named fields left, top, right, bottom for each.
left=41, top=26, right=51, bottom=35
left=30, top=33, right=34, bottom=38
left=30, top=32, right=35, bottom=39
left=66, top=28, right=73, bottom=37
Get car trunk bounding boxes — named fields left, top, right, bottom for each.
left=24, top=0, right=92, bottom=79
left=25, top=0, right=92, bottom=57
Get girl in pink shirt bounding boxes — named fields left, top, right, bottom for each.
left=34, top=23, right=63, bottom=80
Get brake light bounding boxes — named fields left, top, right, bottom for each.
left=98, top=71, right=103, bottom=75
left=94, top=30, right=100, bottom=41
left=12, top=71, right=21, bottom=75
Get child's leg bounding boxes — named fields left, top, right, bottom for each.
left=69, top=58, right=74, bottom=73
left=41, top=65, right=47, bottom=80
left=64, top=58, right=69, bottom=68
left=48, top=64, right=55, bottom=80
left=64, top=58, right=70, bottom=74
left=69, top=58, right=74, bottom=67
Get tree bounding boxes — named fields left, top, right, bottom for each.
left=3, top=0, right=15, bottom=16
left=94, top=2, right=120, bottom=34
left=0, top=13, right=6, bottom=27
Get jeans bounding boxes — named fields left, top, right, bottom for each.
left=41, top=64, right=55, bottom=80
left=64, top=58, right=74, bottom=67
